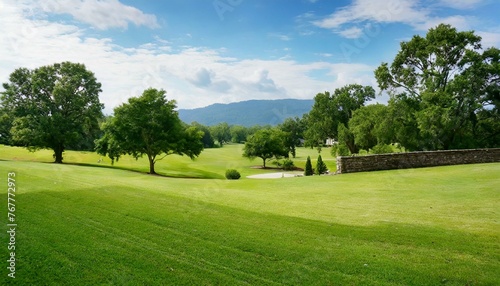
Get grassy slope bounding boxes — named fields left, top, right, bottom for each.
left=0, top=146, right=499, bottom=285
left=0, top=144, right=333, bottom=179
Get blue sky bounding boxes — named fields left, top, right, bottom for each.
left=1, top=0, right=499, bottom=114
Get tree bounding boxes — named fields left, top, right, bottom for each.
left=304, top=84, right=375, bottom=152
left=230, top=125, right=248, bottom=143
left=304, top=156, right=313, bottom=176
left=315, top=154, right=328, bottom=175
left=191, top=122, right=215, bottom=148
left=349, top=104, right=389, bottom=150
left=1, top=62, right=104, bottom=163
left=0, top=107, right=12, bottom=145
left=279, top=116, right=305, bottom=158
left=243, top=128, right=288, bottom=168
left=211, top=122, right=231, bottom=147
left=375, top=24, right=500, bottom=150
left=95, top=88, right=204, bottom=174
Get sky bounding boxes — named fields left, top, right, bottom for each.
left=1, top=0, right=499, bottom=114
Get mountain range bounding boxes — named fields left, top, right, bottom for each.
left=178, top=99, right=314, bottom=127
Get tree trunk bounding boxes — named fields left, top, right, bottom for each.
left=262, top=158, right=266, bottom=168
left=148, top=155, right=156, bottom=174
left=53, top=144, right=64, bottom=163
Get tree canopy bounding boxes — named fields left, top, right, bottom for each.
left=211, top=122, right=231, bottom=147
left=243, top=128, right=288, bottom=168
left=375, top=24, right=500, bottom=150
left=304, top=84, right=375, bottom=152
left=279, top=116, right=305, bottom=158
left=95, top=88, right=204, bottom=174
left=1, top=62, right=104, bottom=163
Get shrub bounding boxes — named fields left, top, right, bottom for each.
left=304, top=156, right=313, bottom=176
left=331, top=143, right=350, bottom=157
left=282, top=159, right=295, bottom=171
left=370, top=144, right=393, bottom=154
left=315, top=155, right=328, bottom=175
left=225, top=169, right=241, bottom=180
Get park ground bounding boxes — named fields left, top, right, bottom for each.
left=0, top=144, right=499, bottom=285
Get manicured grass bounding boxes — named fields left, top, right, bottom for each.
left=0, top=144, right=335, bottom=178
left=0, top=146, right=498, bottom=285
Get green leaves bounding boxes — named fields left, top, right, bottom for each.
left=243, top=128, right=288, bottom=168
left=304, top=84, right=375, bottom=150
left=374, top=24, right=500, bottom=150
left=96, top=88, right=204, bottom=174
left=1, top=62, right=104, bottom=162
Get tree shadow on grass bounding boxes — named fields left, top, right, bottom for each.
left=39, top=161, right=225, bottom=180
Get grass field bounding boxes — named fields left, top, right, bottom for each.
left=0, top=145, right=499, bottom=285
left=0, top=144, right=334, bottom=179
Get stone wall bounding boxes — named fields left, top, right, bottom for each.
left=336, top=148, right=500, bottom=174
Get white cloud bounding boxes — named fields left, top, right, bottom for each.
left=312, top=0, right=482, bottom=38
left=478, top=31, right=500, bottom=48
left=313, top=0, right=427, bottom=30
left=339, top=26, right=364, bottom=39
left=31, top=0, right=159, bottom=30
left=0, top=0, right=377, bottom=114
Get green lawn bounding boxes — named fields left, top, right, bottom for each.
left=0, top=146, right=499, bottom=285
left=0, top=144, right=334, bottom=178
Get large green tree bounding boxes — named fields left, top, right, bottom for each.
left=1, top=62, right=104, bottom=163
left=375, top=24, right=500, bottom=150
left=95, top=88, right=204, bottom=174
left=243, top=128, right=288, bottom=168
left=304, top=84, right=375, bottom=152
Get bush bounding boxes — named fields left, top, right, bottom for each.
left=370, top=144, right=393, bottom=154
left=331, top=143, right=350, bottom=157
left=304, top=156, right=313, bottom=176
left=225, top=169, right=241, bottom=180
left=282, top=159, right=295, bottom=171
left=315, top=155, right=328, bottom=175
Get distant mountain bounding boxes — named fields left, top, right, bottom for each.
left=178, top=99, right=314, bottom=126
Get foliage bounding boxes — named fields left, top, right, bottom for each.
left=349, top=104, right=390, bottom=150
left=230, top=125, right=248, bottom=143
left=304, top=156, right=313, bottom=176
left=375, top=24, right=500, bottom=150
left=95, top=88, right=204, bottom=174
left=210, top=122, right=231, bottom=147
left=370, top=144, right=394, bottom=154
left=0, top=108, right=12, bottom=145
left=191, top=122, right=215, bottom=148
left=315, top=155, right=328, bottom=175
left=304, top=84, right=375, bottom=152
left=243, top=128, right=288, bottom=168
left=331, top=143, right=350, bottom=157
left=282, top=158, right=295, bottom=171
left=225, top=169, right=241, bottom=180
left=279, top=116, right=306, bottom=158
left=0, top=62, right=104, bottom=163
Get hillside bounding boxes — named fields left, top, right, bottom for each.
left=178, top=99, right=314, bottom=126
